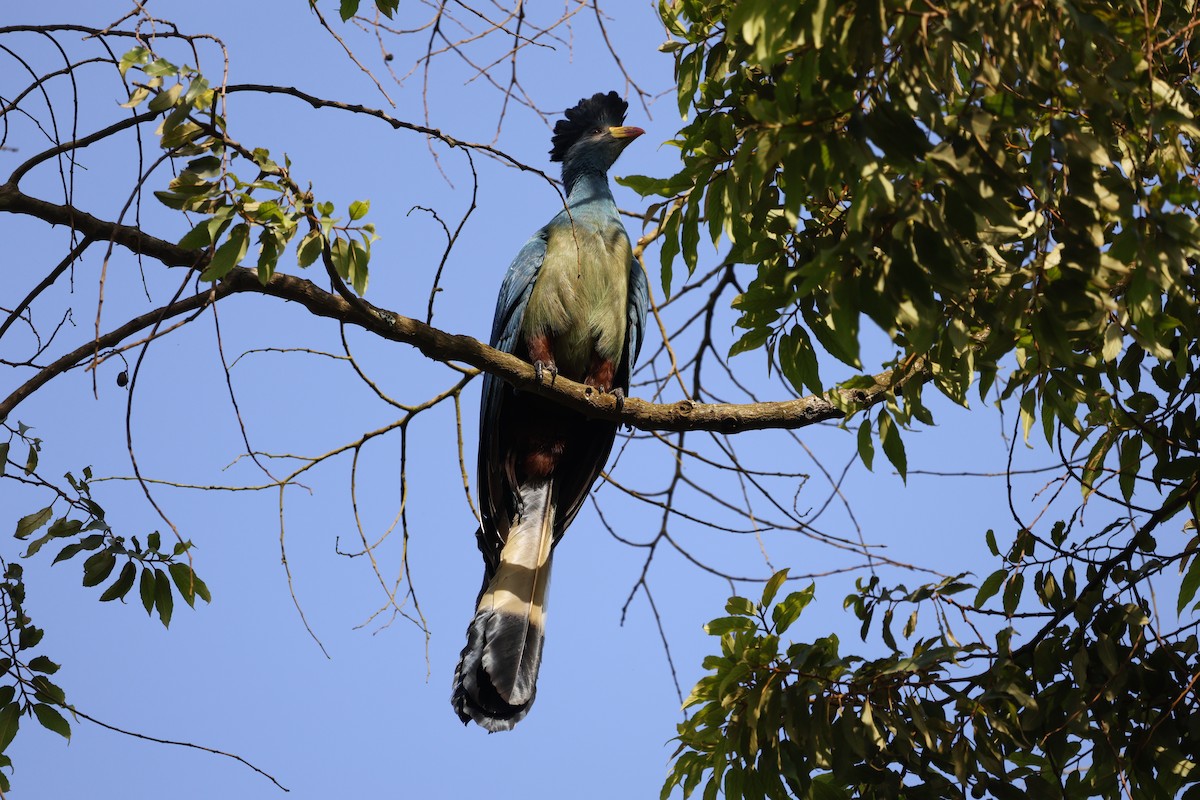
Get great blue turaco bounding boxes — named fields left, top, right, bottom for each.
left=451, top=91, right=649, bottom=731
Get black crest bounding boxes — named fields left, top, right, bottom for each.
left=548, top=91, right=628, bottom=162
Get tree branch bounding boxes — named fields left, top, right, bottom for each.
left=0, top=181, right=921, bottom=432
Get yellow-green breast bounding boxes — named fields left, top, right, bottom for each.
left=522, top=217, right=631, bottom=378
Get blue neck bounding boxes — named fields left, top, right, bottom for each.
left=563, top=159, right=613, bottom=206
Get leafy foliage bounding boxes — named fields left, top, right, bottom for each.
left=648, top=0, right=1200, bottom=796
left=0, top=560, right=69, bottom=792
left=119, top=48, right=378, bottom=292
left=0, top=423, right=213, bottom=785
left=631, top=0, right=1200, bottom=473
left=5, top=426, right=211, bottom=628
left=666, top=571, right=1200, bottom=800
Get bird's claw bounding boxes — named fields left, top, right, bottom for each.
left=610, top=387, right=626, bottom=413
left=534, top=360, right=558, bottom=385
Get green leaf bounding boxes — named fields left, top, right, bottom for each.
left=183, top=75, right=212, bottom=109
left=616, top=174, right=676, bottom=197
left=330, top=237, right=370, bottom=295
left=1081, top=430, right=1114, bottom=496
left=349, top=238, right=370, bottom=296
left=1118, top=435, right=1142, bottom=502
left=200, top=223, right=249, bottom=281
left=153, top=189, right=187, bottom=210
left=147, top=82, right=183, bottom=113
left=154, top=568, right=174, bottom=628
left=17, top=626, right=43, bottom=650
left=856, top=418, right=874, bottom=471
left=771, top=586, right=815, bottom=634
left=297, top=229, right=324, bottom=268
left=681, top=195, right=700, bottom=274
left=117, top=46, right=150, bottom=77
left=47, top=518, right=83, bottom=538
left=52, top=542, right=86, bottom=565
left=23, top=444, right=38, bottom=475
left=1003, top=572, right=1025, bottom=616
left=761, top=569, right=789, bottom=609
left=975, top=569, right=1007, bottom=607
left=120, top=85, right=150, bottom=109
left=139, top=567, right=156, bottom=615
left=704, top=616, right=757, bottom=636
left=903, top=609, right=919, bottom=638
left=1178, top=555, right=1200, bottom=615
left=98, top=561, right=136, bottom=602
left=14, top=506, right=53, bottom=540
left=0, top=442, right=9, bottom=475
left=27, top=655, right=59, bottom=674
left=878, top=412, right=907, bottom=482
left=348, top=199, right=370, bottom=221
left=193, top=573, right=211, bottom=603
left=22, top=532, right=54, bottom=559
left=143, top=58, right=178, bottom=78
left=169, top=562, right=203, bottom=608
left=81, top=551, right=116, bottom=588
left=778, top=325, right=822, bottom=395
left=658, top=206, right=680, bottom=299
left=1101, top=322, right=1124, bottom=362
left=32, top=704, right=70, bottom=741
left=339, top=0, right=361, bottom=21
left=177, top=211, right=229, bottom=250
left=30, top=676, right=65, bottom=705
left=329, top=237, right=350, bottom=278
left=725, top=595, right=756, bottom=616
left=256, top=229, right=283, bottom=285
left=159, top=119, right=202, bottom=150
left=0, top=704, right=19, bottom=753
left=728, top=325, right=771, bottom=358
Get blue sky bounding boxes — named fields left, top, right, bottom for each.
left=0, top=2, right=1124, bottom=798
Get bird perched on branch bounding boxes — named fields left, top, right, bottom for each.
left=452, top=91, right=648, bottom=731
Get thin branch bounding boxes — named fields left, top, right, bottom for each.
left=0, top=236, right=91, bottom=342
left=69, top=704, right=288, bottom=792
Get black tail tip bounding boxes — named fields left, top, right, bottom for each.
left=451, top=657, right=535, bottom=733
left=451, top=682, right=532, bottom=733
left=451, top=609, right=543, bottom=731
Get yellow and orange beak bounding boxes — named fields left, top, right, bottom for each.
left=608, top=126, right=645, bottom=140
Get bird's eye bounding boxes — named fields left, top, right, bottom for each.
left=592, top=127, right=603, bottom=135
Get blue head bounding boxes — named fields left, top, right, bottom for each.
left=550, top=91, right=643, bottom=187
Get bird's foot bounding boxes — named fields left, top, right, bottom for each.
left=584, top=376, right=626, bottom=412
left=534, top=360, right=558, bottom=385
left=526, top=332, right=557, bottom=385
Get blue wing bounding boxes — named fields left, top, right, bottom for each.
left=476, top=229, right=547, bottom=568
left=486, top=229, right=548, bottom=353
left=620, top=254, right=650, bottom=389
